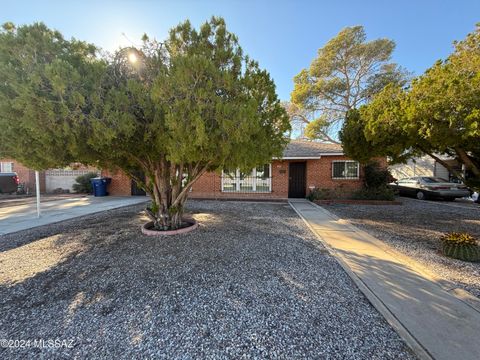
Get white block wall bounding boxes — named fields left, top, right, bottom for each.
left=45, top=169, right=99, bottom=192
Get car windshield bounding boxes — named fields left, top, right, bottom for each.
left=421, top=177, right=449, bottom=183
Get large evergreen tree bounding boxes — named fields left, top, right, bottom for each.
left=0, top=22, right=104, bottom=169
left=0, top=18, right=290, bottom=229
left=341, top=24, right=480, bottom=188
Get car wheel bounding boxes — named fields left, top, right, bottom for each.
left=416, top=191, right=426, bottom=200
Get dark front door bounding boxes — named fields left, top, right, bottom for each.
left=131, top=172, right=146, bottom=196
left=288, top=162, right=306, bottom=198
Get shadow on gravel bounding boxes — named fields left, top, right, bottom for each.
left=0, top=200, right=415, bottom=359
left=324, top=198, right=480, bottom=299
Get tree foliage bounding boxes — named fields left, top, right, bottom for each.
left=0, top=18, right=290, bottom=229
left=290, top=26, right=407, bottom=141
left=341, top=24, right=480, bottom=188
left=0, top=22, right=104, bottom=169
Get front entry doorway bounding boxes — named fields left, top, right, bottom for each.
left=288, top=162, right=306, bottom=198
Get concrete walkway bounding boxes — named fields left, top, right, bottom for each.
left=289, top=199, right=480, bottom=360
left=0, top=196, right=149, bottom=235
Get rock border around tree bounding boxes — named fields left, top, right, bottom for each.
left=141, top=218, right=198, bottom=236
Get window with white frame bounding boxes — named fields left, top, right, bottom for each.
left=222, top=164, right=271, bottom=192
left=332, top=160, right=359, bottom=179
left=0, top=162, right=14, bottom=173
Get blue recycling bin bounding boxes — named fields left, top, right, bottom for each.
left=90, top=177, right=111, bottom=196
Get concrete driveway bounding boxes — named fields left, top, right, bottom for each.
left=0, top=196, right=149, bottom=235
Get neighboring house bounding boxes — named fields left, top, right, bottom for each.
left=389, top=155, right=461, bottom=182
left=0, top=158, right=45, bottom=193
left=102, top=140, right=380, bottom=199
left=0, top=158, right=98, bottom=193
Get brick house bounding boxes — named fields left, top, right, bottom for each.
left=0, top=159, right=98, bottom=194
left=102, top=140, right=372, bottom=200
left=0, top=158, right=46, bottom=193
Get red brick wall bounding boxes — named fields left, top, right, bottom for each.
left=1, top=158, right=46, bottom=193
left=101, top=169, right=132, bottom=196
left=102, top=156, right=373, bottom=199
left=190, top=160, right=289, bottom=200
left=306, top=156, right=364, bottom=198
left=191, top=157, right=366, bottom=199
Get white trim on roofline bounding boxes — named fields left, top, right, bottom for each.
left=275, top=156, right=321, bottom=160
left=272, top=153, right=344, bottom=160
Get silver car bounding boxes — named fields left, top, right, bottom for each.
left=389, top=176, right=471, bottom=201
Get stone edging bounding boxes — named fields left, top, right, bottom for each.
left=314, top=199, right=402, bottom=205
left=141, top=219, right=198, bottom=236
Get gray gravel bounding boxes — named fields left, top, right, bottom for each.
left=324, top=197, right=480, bottom=298
left=0, top=200, right=415, bottom=359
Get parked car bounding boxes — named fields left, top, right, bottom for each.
left=389, top=176, right=470, bottom=201
left=0, top=172, right=19, bottom=194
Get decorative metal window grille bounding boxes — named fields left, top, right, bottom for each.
left=332, top=161, right=359, bottom=179
left=221, top=164, right=272, bottom=192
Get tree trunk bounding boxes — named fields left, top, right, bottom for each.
left=140, top=160, right=210, bottom=231
left=455, top=147, right=480, bottom=178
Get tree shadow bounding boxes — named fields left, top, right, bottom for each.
left=0, top=200, right=414, bottom=358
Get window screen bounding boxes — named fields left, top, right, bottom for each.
left=332, top=161, right=359, bottom=179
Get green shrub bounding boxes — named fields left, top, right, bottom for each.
left=363, top=161, right=394, bottom=189
left=350, top=186, right=395, bottom=201
left=307, top=188, right=342, bottom=201
left=441, top=232, right=480, bottom=262
left=345, top=161, right=396, bottom=201
left=72, top=172, right=98, bottom=194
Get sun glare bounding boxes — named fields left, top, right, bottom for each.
left=128, top=52, right=138, bottom=64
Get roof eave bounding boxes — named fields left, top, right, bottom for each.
left=277, top=156, right=322, bottom=160
left=273, top=153, right=344, bottom=160
left=317, top=152, right=344, bottom=156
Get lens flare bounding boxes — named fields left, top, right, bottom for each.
left=128, top=52, right=138, bottom=64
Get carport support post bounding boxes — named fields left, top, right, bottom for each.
left=35, top=170, right=41, bottom=218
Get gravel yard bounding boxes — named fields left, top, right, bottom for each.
left=0, top=200, right=415, bottom=359
left=324, top=198, right=480, bottom=298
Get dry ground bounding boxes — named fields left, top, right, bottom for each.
left=324, top=198, right=480, bottom=298
left=0, top=201, right=415, bottom=359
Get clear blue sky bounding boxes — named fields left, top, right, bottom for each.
left=3, top=0, right=479, bottom=100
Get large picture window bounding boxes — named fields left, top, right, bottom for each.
left=332, top=160, right=359, bottom=179
left=222, top=164, right=271, bottom=192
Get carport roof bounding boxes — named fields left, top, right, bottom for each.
left=281, top=140, right=343, bottom=159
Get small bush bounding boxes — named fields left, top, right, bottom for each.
left=363, top=161, right=394, bottom=189
left=350, top=186, right=395, bottom=201
left=307, top=188, right=338, bottom=201
left=441, top=232, right=480, bottom=262
left=72, top=172, right=98, bottom=194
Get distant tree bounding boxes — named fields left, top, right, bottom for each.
left=291, top=26, right=408, bottom=142
left=341, top=24, right=480, bottom=188
left=0, top=18, right=290, bottom=230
